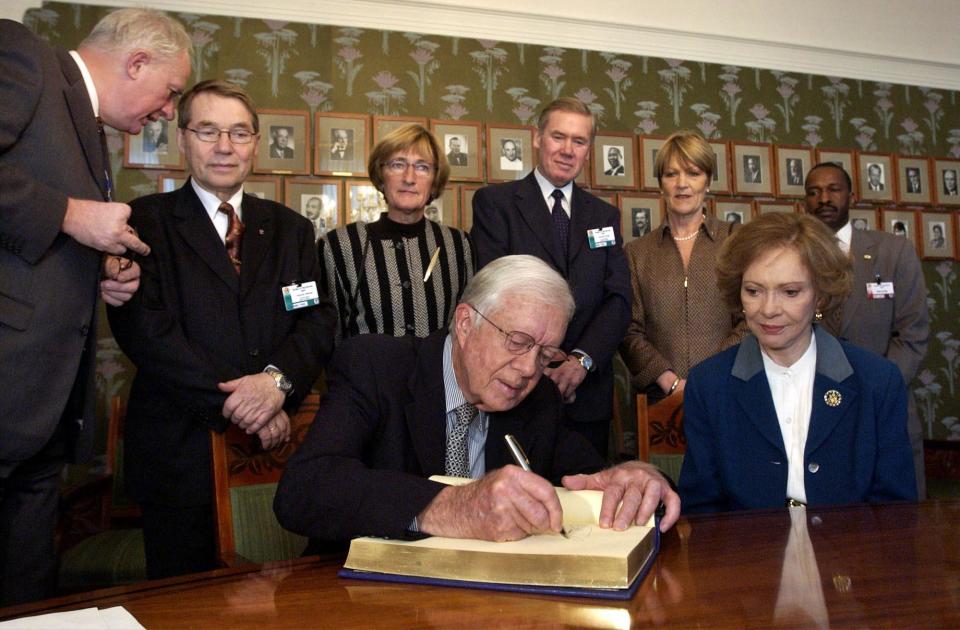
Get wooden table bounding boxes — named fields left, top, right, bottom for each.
left=3, top=500, right=959, bottom=628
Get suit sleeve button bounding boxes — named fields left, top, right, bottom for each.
left=808, top=462, right=820, bottom=473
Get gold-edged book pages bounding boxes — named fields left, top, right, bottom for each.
left=343, top=476, right=656, bottom=590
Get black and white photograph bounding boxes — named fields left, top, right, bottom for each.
left=284, top=177, right=342, bottom=240
left=933, top=158, right=960, bottom=207
left=743, top=155, right=762, bottom=183
left=867, top=164, right=885, bottom=191
left=256, top=109, right=310, bottom=175
left=315, top=112, right=369, bottom=177
left=445, top=134, right=468, bottom=166
left=732, top=142, right=773, bottom=195
left=486, top=124, right=534, bottom=183
left=329, top=128, right=353, bottom=162
left=124, top=113, right=182, bottom=169
left=499, top=138, right=523, bottom=171
left=856, top=153, right=895, bottom=202
left=715, top=198, right=755, bottom=225
left=905, top=167, right=922, bottom=193
left=592, top=131, right=637, bottom=190
left=432, top=119, right=484, bottom=182
left=785, top=158, right=803, bottom=186
left=919, top=211, right=955, bottom=259
left=631, top=207, right=650, bottom=237
left=268, top=125, right=295, bottom=159
left=897, top=157, right=932, bottom=204
left=944, top=169, right=958, bottom=196
left=604, top=145, right=625, bottom=176
left=774, top=146, right=813, bottom=198
left=617, top=193, right=661, bottom=244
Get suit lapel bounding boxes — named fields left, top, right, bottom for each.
left=568, top=185, right=594, bottom=264
left=405, top=334, right=449, bottom=477
left=57, top=49, right=107, bottom=200
left=173, top=183, right=240, bottom=293
left=239, top=195, right=272, bottom=299
left=516, top=173, right=565, bottom=271
left=843, top=230, right=877, bottom=335
left=731, top=337, right=787, bottom=453
left=805, top=327, right=857, bottom=454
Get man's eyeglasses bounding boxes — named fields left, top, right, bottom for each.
left=185, top=127, right=256, bottom=144
left=467, top=304, right=566, bottom=368
left=385, top=159, right=434, bottom=177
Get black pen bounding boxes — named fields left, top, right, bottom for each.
left=504, top=434, right=568, bottom=537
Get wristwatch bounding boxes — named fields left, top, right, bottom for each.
left=569, top=351, right=595, bottom=373
left=264, top=366, right=293, bottom=395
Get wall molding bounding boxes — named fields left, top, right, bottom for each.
left=9, top=0, right=960, bottom=91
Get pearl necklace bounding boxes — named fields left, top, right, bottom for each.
left=672, top=230, right=699, bottom=242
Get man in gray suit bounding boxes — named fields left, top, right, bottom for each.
left=805, top=163, right=929, bottom=498
left=0, top=9, right=190, bottom=604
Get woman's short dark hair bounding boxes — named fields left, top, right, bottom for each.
left=716, top=213, right=852, bottom=317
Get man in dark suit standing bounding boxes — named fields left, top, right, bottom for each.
left=275, top=255, right=678, bottom=546
left=471, top=98, right=632, bottom=459
left=107, top=80, right=336, bottom=579
left=0, top=9, right=190, bottom=605
left=805, top=163, right=929, bottom=497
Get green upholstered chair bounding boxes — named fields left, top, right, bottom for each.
left=636, top=391, right=686, bottom=484
left=57, top=397, right=147, bottom=592
left=211, top=394, right=320, bottom=567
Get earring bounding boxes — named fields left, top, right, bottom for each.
left=815, top=310, right=823, bottom=321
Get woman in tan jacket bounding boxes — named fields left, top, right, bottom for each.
left=620, top=131, right=746, bottom=401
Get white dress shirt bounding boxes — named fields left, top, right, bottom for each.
left=191, top=179, right=244, bottom=244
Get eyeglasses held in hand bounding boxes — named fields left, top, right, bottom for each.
left=185, top=127, right=256, bottom=144
left=467, top=304, right=566, bottom=368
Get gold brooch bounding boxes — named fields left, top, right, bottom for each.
left=824, top=390, right=842, bottom=407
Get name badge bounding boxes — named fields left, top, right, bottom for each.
left=866, top=281, right=894, bottom=299
left=587, top=226, right=616, bottom=249
left=282, top=281, right=320, bottom=311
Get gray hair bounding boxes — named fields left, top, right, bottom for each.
left=452, top=255, right=575, bottom=332
left=80, top=8, right=191, bottom=62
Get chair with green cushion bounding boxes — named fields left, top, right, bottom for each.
left=57, top=397, right=147, bottom=592
left=636, top=391, right=685, bottom=484
left=211, top=394, right=320, bottom=567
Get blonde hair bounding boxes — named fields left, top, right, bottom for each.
left=716, top=213, right=852, bottom=317
left=368, top=124, right=449, bottom=202
left=80, top=8, right=190, bottom=63
left=653, top=130, right=716, bottom=184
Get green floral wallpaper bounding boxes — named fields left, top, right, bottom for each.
left=24, top=2, right=959, bottom=442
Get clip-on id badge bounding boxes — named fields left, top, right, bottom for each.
left=282, top=280, right=320, bottom=311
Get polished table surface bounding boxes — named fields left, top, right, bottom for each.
left=3, top=500, right=959, bottom=628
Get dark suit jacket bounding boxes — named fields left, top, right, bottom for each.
left=274, top=331, right=605, bottom=542
left=820, top=228, right=928, bottom=490
left=447, top=151, right=467, bottom=166
left=679, top=327, right=917, bottom=514
left=0, top=21, right=108, bottom=464
left=107, top=183, right=336, bottom=506
left=270, top=144, right=294, bottom=159
left=470, top=172, right=631, bottom=425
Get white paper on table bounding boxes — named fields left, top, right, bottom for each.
left=0, top=606, right=144, bottom=630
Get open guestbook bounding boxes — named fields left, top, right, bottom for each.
left=340, top=476, right=659, bottom=600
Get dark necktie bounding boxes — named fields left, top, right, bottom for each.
left=445, top=402, right=478, bottom=477
left=551, top=189, right=570, bottom=256
left=219, top=202, right=244, bottom=274
left=95, top=116, right=113, bottom=201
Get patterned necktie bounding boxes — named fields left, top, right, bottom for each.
left=219, top=202, right=245, bottom=274
left=551, top=189, right=570, bottom=256
left=95, top=116, right=113, bottom=201
left=445, top=402, right=478, bottom=477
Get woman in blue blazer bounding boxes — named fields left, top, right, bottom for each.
left=679, top=213, right=916, bottom=513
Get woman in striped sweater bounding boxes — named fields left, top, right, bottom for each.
left=319, top=124, right=474, bottom=343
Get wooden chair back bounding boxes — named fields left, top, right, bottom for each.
left=636, top=390, right=686, bottom=461
left=211, top=393, right=321, bottom=567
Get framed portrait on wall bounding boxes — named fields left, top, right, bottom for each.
left=919, top=211, right=955, bottom=260
left=715, top=198, right=755, bottom=226
left=315, top=112, right=370, bottom=177
left=156, top=171, right=188, bottom=193
left=731, top=142, right=773, bottom=196
left=856, top=153, right=895, bottom=203
left=587, top=191, right=616, bottom=206
left=639, top=136, right=666, bottom=191
left=486, top=124, right=534, bottom=183
left=881, top=207, right=918, bottom=248
left=757, top=200, right=798, bottom=215
left=125, top=113, right=183, bottom=170
left=617, top=193, right=662, bottom=244
left=708, top=141, right=732, bottom=195
left=284, top=177, right=342, bottom=241
left=932, top=158, right=960, bottom=207
left=347, top=180, right=387, bottom=223
left=254, top=110, right=310, bottom=175
left=459, top=184, right=483, bottom=232
left=373, top=115, right=428, bottom=144
left=422, top=186, right=459, bottom=226
left=592, top=132, right=638, bottom=190
left=815, top=148, right=858, bottom=192
left=774, top=146, right=814, bottom=198
left=896, top=157, right=932, bottom=205
left=430, top=119, right=483, bottom=182
left=243, top=174, right=282, bottom=202
left=848, top=206, right=879, bottom=232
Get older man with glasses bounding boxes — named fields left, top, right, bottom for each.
left=276, top=255, right=679, bottom=549
left=107, top=79, right=337, bottom=579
